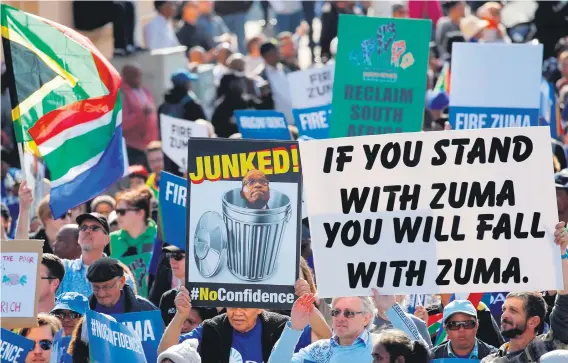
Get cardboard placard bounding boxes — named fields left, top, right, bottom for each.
left=159, top=172, right=188, bottom=250
left=299, top=127, right=561, bottom=296
left=1, top=240, right=43, bottom=329
left=330, top=15, right=431, bottom=137
left=112, top=310, right=164, bottom=363
left=449, top=43, right=543, bottom=130
left=186, top=138, right=301, bottom=309
left=160, top=114, right=209, bottom=171
left=293, top=104, right=332, bottom=139
left=0, top=327, right=35, bottom=363
left=287, top=64, right=334, bottom=110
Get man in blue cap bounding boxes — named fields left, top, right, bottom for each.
left=51, top=292, right=88, bottom=336
left=158, top=68, right=207, bottom=122
left=431, top=300, right=497, bottom=359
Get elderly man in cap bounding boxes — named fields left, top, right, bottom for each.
left=87, top=257, right=158, bottom=314
left=50, top=292, right=88, bottom=336
left=58, top=212, right=135, bottom=297
left=431, top=300, right=497, bottom=359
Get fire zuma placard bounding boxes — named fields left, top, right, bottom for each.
left=186, top=138, right=302, bottom=309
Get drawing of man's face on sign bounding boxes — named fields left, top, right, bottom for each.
left=240, top=169, right=270, bottom=209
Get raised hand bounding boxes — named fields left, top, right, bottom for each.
left=290, top=293, right=316, bottom=331
left=371, top=288, right=396, bottom=313
left=554, top=221, right=568, bottom=252
left=294, top=278, right=311, bottom=297
left=175, top=286, right=192, bottom=319
left=414, top=305, right=428, bottom=323
left=18, top=181, right=33, bottom=211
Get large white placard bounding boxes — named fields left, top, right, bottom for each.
left=160, top=114, right=209, bottom=170
left=287, top=64, right=334, bottom=109
left=299, top=127, right=562, bottom=297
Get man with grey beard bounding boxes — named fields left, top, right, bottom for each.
left=57, top=212, right=135, bottom=297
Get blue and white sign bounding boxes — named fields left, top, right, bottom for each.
left=235, top=110, right=291, bottom=140
left=50, top=330, right=72, bottom=363
left=159, top=171, right=187, bottom=250
left=449, top=43, right=542, bottom=130
left=86, top=310, right=146, bottom=363
left=113, top=311, right=164, bottom=363
left=0, top=328, right=34, bottom=363
left=293, top=104, right=332, bottom=139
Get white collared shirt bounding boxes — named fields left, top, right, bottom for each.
left=143, top=14, right=180, bottom=50
left=265, top=63, right=294, bottom=125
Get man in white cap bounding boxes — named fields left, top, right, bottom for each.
left=431, top=300, right=497, bottom=359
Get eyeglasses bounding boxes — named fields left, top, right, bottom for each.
left=166, top=252, right=185, bottom=261
left=330, top=309, right=364, bottom=319
left=31, top=340, right=53, bottom=351
left=52, top=311, right=82, bottom=320
left=115, top=208, right=140, bottom=216
left=91, top=278, right=120, bottom=292
left=243, top=179, right=269, bottom=187
left=445, top=320, right=477, bottom=331
left=40, top=276, right=56, bottom=280
left=79, top=224, right=103, bottom=233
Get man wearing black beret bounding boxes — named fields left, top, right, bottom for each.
left=87, top=257, right=158, bottom=314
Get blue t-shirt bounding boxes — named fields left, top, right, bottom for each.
left=180, top=318, right=264, bottom=363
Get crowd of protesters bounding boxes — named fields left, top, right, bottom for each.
left=2, top=1, right=568, bottom=363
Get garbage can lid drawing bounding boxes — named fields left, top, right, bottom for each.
left=193, top=211, right=227, bottom=278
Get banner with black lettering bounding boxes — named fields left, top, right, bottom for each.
left=186, top=138, right=301, bottom=309
left=160, top=114, right=209, bottom=171
left=299, top=127, right=562, bottom=296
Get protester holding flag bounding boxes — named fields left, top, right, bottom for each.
left=110, top=186, right=157, bottom=298
left=18, top=313, right=62, bottom=363
left=87, top=257, right=158, bottom=314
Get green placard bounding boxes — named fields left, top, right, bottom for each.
left=330, top=15, right=431, bottom=137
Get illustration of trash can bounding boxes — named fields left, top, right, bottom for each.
left=193, top=188, right=292, bottom=282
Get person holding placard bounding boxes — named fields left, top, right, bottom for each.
left=268, top=294, right=376, bottom=363
left=481, top=222, right=568, bottom=362
left=158, top=286, right=289, bottom=363
left=18, top=313, right=62, bottom=363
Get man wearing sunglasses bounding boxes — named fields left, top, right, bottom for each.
left=58, top=213, right=135, bottom=298
left=269, top=295, right=375, bottom=362
left=431, top=300, right=497, bottom=360
left=50, top=292, right=88, bottom=336
left=19, top=313, right=62, bottom=363
left=38, top=254, right=65, bottom=314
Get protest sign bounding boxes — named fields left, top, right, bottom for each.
left=330, top=15, right=431, bottom=137
left=293, top=104, right=332, bottom=139
left=159, top=171, right=188, bottom=250
left=160, top=114, right=209, bottom=171
left=299, top=127, right=561, bottom=296
left=86, top=310, right=146, bottom=363
left=50, top=330, right=72, bottom=363
left=235, top=110, right=292, bottom=140
left=449, top=43, right=543, bottom=130
left=0, top=328, right=34, bottom=363
left=113, top=310, right=164, bottom=363
left=287, top=64, right=334, bottom=110
left=1, top=240, right=43, bottom=329
left=186, top=138, right=301, bottom=309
